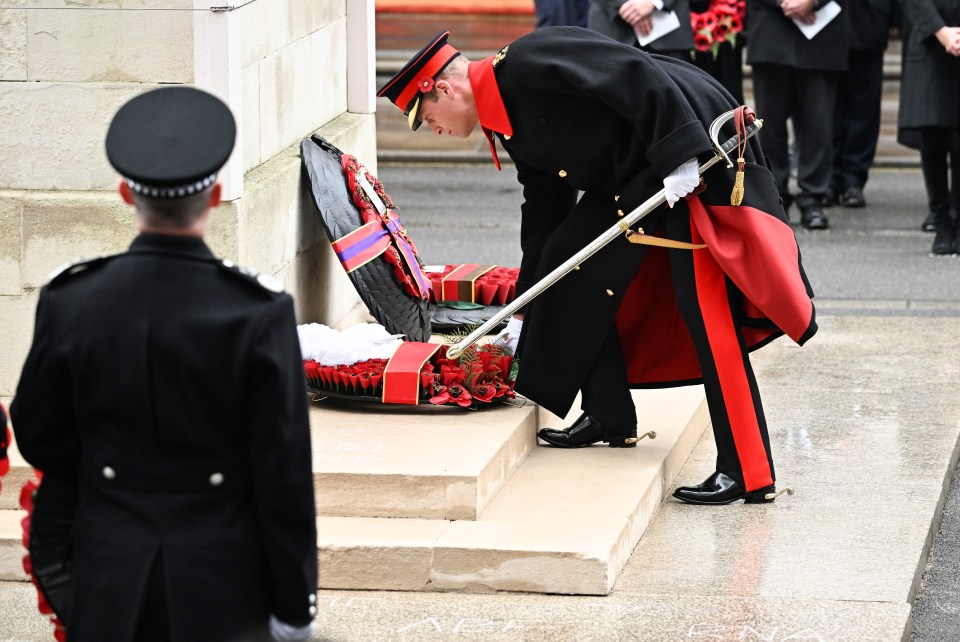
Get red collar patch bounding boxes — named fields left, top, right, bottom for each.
left=468, top=58, right=513, bottom=170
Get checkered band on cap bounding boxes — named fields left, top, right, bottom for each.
left=124, top=173, right=218, bottom=199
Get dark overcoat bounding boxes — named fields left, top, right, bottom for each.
left=11, top=233, right=317, bottom=642
left=746, top=0, right=848, bottom=71
left=588, top=0, right=694, bottom=52
left=897, top=0, right=960, bottom=134
left=490, top=27, right=815, bottom=417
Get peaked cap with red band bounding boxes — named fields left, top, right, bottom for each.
left=376, top=30, right=461, bottom=131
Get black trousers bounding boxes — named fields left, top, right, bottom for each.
left=753, top=63, right=839, bottom=211
left=580, top=207, right=775, bottom=490
left=920, top=128, right=960, bottom=219
left=831, top=48, right=885, bottom=193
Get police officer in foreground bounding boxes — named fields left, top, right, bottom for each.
left=379, top=27, right=818, bottom=505
left=11, top=87, right=317, bottom=641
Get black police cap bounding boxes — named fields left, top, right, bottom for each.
left=106, top=86, right=236, bottom=199
left=376, top=30, right=461, bottom=131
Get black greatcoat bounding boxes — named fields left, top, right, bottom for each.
left=11, top=233, right=317, bottom=642
left=898, top=0, right=960, bottom=133
left=488, top=27, right=816, bottom=417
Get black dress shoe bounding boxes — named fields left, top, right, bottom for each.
left=537, top=413, right=637, bottom=448
left=840, top=186, right=866, bottom=208
left=921, top=210, right=937, bottom=232
left=672, top=471, right=776, bottom=505
left=799, top=205, right=829, bottom=230
left=931, top=217, right=957, bottom=255
left=823, top=186, right=839, bottom=207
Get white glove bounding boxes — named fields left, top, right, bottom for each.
left=493, top=317, right=523, bottom=355
left=663, top=157, right=700, bottom=207
left=270, top=615, right=314, bottom=642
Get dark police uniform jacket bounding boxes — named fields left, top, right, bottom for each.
left=472, top=27, right=816, bottom=417
left=11, top=233, right=317, bottom=641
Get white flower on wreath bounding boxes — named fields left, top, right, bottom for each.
left=297, top=323, right=404, bottom=365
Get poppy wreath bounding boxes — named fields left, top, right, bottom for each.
left=19, top=473, right=67, bottom=642
left=426, top=265, right=520, bottom=306
left=304, top=343, right=517, bottom=408
left=341, top=154, right=430, bottom=301
left=0, top=402, right=10, bottom=494
left=690, top=0, right=745, bottom=56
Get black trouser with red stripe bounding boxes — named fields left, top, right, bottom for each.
left=581, top=207, right=775, bottom=491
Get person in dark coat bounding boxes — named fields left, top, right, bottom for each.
left=378, top=27, right=817, bottom=505
left=747, top=0, right=848, bottom=229
left=827, top=0, right=896, bottom=209
left=11, top=87, right=318, bottom=642
left=536, top=0, right=590, bottom=28
left=897, top=0, right=960, bottom=254
left=589, top=0, right=694, bottom=59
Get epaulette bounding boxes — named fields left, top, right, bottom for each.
left=492, top=45, right=509, bottom=68
left=47, top=255, right=116, bottom=286
left=218, top=259, right=286, bottom=294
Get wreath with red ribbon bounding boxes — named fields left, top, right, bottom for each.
left=691, top=0, right=745, bottom=55
left=341, top=154, right=430, bottom=301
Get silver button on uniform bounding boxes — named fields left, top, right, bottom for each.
left=102, top=466, right=116, bottom=480
left=209, top=472, right=224, bottom=486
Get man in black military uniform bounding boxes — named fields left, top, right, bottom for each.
left=379, top=28, right=818, bottom=505
left=11, top=87, right=318, bottom=641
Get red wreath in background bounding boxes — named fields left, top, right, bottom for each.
left=341, top=154, right=430, bottom=300
left=691, top=0, right=745, bottom=55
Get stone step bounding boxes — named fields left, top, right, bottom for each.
left=0, top=508, right=26, bottom=582
left=318, top=387, right=708, bottom=595
left=309, top=400, right=536, bottom=520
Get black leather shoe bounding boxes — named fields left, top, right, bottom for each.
left=672, top=471, right=776, bottom=505
left=931, top=217, right=957, bottom=255
left=537, top=413, right=637, bottom=448
left=840, top=186, right=866, bottom=208
left=823, top=186, right=839, bottom=207
left=921, top=210, right=937, bottom=232
left=799, top=205, right=829, bottom=230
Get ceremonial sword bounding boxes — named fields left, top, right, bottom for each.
left=445, top=109, right=763, bottom=360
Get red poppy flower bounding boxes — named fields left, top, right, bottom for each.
left=418, top=76, right=435, bottom=93
left=694, top=33, right=713, bottom=52
left=447, top=384, right=473, bottom=407
left=430, top=386, right=452, bottom=405
left=19, top=483, right=35, bottom=512
left=472, top=384, right=496, bottom=403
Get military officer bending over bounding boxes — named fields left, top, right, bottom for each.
left=12, top=87, right=318, bottom=641
left=378, top=27, right=818, bottom=505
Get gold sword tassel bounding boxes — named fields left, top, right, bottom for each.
left=730, top=106, right=748, bottom=206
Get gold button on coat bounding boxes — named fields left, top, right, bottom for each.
left=617, top=209, right=625, bottom=217
left=504, top=134, right=511, bottom=140
left=558, top=170, right=567, bottom=178
left=606, top=289, right=614, bottom=296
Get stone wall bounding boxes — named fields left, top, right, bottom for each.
left=0, top=0, right=377, bottom=397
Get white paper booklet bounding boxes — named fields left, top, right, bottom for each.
left=792, top=0, right=842, bottom=40
left=635, top=10, right=682, bottom=47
